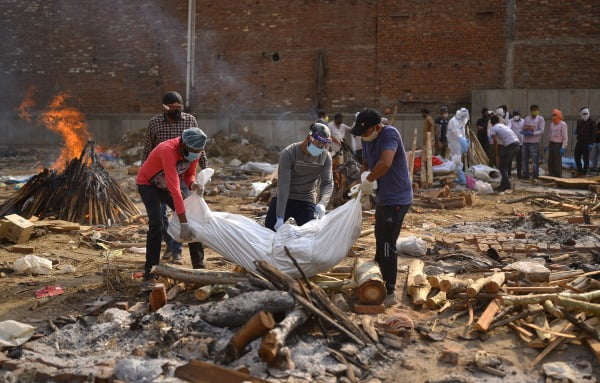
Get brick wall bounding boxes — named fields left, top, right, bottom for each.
left=0, top=0, right=598, bottom=120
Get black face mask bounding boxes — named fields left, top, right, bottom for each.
left=167, top=109, right=182, bottom=120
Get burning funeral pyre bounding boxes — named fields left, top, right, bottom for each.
left=0, top=141, right=140, bottom=225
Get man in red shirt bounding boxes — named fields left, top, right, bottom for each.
left=136, top=128, right=207, bottom=288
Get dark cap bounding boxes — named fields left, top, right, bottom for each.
left=351, top=108, right=382, bottom=136
left=163, top=91, right=183, bottom=105
left=512, top=109, right=520, bottom=115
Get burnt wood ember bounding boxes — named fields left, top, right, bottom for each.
left=0, top=141, right=140, bottom=225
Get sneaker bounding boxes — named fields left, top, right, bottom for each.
left=383, top=293, right=398, bottom=307
left=171, top=254, right=184, bottom=265
left=161, top=248, right=172, bottom=261
left=140, top=275, right=158, bottom=292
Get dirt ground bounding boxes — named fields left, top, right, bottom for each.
left=0, top=151, right=599, bottom=383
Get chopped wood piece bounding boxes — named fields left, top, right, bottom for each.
left=407, top=260, right=431, bottom=305
left=439, top=276, right=472, bottom=295
left=425, top=291, right=447, bottom=310
left=360, top=316, right=379, bottom=343
left=354, top=259, right=386, bottom=305
left=466, top=273, right=504, bottom=298
left=259, top=308, right=308, bottom=363
left=221, top=311, right=275, bottom=364
left=475, top=299, right=501, bottom=332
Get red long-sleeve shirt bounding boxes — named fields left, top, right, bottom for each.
left=136, top=137, right=197, bottom=215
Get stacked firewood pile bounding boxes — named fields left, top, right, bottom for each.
left=0, top=141, right=140, bottom=225
left=407, top=258, right=600, bottom=374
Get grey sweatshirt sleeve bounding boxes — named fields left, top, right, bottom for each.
left=317, top=153, right=333, bottom=206
left=276, top=149, right=293, bottom=218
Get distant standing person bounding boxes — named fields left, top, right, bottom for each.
left=547, top=109, right=568, bottom=178
left=590, top=117, right=600, bottom=172
left=328, top=113, right=352, bottom=157
left=489, top=115, right=520, bottom=192
left=573, top=107, right=596, bottom=177
left=434, top=106, right=450, bottom=158
left=508, top=109, right=525, bottom=178
left=142, top=91, right=207, bottom=265
left=520, top=104, right=545, bottom=179
left=265, top=123, right=333, bottom=231
left=316, top=110, right=329, bottom=124
left=476, top=108, right=490, bottom=164
left=351, top=108, right=413, bottom=307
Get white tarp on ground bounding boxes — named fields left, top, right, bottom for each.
left=168, top=169, right=363, bottom=278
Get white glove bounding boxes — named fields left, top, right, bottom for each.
left=359, top=179, right=375, bottom=195
left=274, top=217, right=285, bottom=231
left=315, top=203, right=326, bottom=218
left=180, top=222, right=195, bottom=242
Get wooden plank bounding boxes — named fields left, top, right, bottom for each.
left=175, top=359, right=269, bottom=383
left=475, top=299, right=501, bottom=332
left=538, top=175, right=599, bottom=189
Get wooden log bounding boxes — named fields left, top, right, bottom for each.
left=221, top=311, right=275, bottom=364
left=151, top=264, right=248, bottom=286
left=259, top=308, right=308, bottom=363
left=562, top=311, right=600, bottom=340
left=203, top=290, right=295, bottom=328
left=583, top=337, right=600, bottom=364
left=503, top=286, right=562, bottom=294
left=407, top=259, right=431, bottom=305
left=439, top=276, right=472, bottom=295
left=407, top=259, right=427, bottom=294
left=360, top=316, right=379, bottom=343
left=425, top=290, right=447, bottom=309
left=529, top=304, right=551, bottom=341
left=484, top=272, right=505, bottom=293
left=354, top=259, right=386, bottom=305
left=542, top=299, right=564, bottom=319
left=466, top=275, right=490, bottom=298
left=548, top=269, right=584, bottom=282
left=500, top=289, right=600, bottom=307
left=427, top=273, right=454, bottom=289
left=408, top=127, right=418, bottom=183
left=309, top=285, right=374, bottom=345
left=175, top=359, right=269, bottom=383
left=166, top=282, right=187, bottom=301
left=194, top=285, right=226, bottom=301
left=426, top=131, right=433, bottom=188
left=475, top=299, right=501, bottom=332
left=557, top=296, right=600, bottom=316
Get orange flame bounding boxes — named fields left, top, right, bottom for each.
left=17, top=85, right=37, bottom=122
left=41, top=93, right=90, bottom=170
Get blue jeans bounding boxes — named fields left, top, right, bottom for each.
left=522, top=142, right=540, bottom=178
left=265, top=198, right=316, bottom=231
left=161, top=203, right=182, bottom=255
left=138, top=185, right=204, bottom=276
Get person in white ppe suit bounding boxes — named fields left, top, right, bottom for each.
left=446, top=108, right=470, bottom=184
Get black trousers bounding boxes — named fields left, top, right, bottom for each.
left=548, top=142, right=563, bottom=177
left=265, top=197, right=316, bottom=231
left=574, top=141, right=591, bottom=175
left=138, top=185, right=204, bottom=276
left=499, top=142, right=519, bottom=190
left=374, top=204, right=411, bottom=294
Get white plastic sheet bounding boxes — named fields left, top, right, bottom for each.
left=14, top=255, right=53, bottom=275
left=168, top=170, right=363, bottom=278
left=0, top=320, right=35, bottom=349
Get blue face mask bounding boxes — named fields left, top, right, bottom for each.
left=184, top=149, right=200, bottom=162
left=307, top=143, right=324, bottom=157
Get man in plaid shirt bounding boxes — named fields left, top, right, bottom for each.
left=142, top=91, right=207, bottom=266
